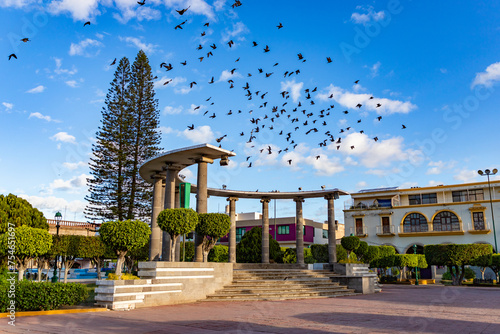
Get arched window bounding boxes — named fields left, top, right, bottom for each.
left=433, top=211, right=460, bottom=231
left=403, top=213, right=428, bottom=233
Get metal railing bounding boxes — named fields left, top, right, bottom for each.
left=376, top=225, right=395, bottom=234
left=47, top=219, right=100, bottom=230
left=349, top=226, right=368, bottom=236
left=467, top=221, right=490, bottom=231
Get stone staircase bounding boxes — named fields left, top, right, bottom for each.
left=205, top=268, right=357, bottom=301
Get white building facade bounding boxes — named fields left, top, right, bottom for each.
left=343, top=181, right=500, bottom=255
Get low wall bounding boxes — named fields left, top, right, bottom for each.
left=95, top=262, right=233, bottom=310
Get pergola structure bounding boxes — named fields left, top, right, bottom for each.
left=139, top=143, right=349, bottom=264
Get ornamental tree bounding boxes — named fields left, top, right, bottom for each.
left=425, top=244, right=493, bottom=285
left=340, top=236, right=360, bottom=257
left=0, top=194, right=48, bottom=233
left=489, top=254, right=500, bottom=282
left=393, top=254, right=418, bottom=281
left=51, top=235, right=84, bottom=283
left=236, top=227, right=282, bottom=263
left=0, top=225, right=52, bottom=280
left=157, top=208, right=199, bottom=262
left=196, top=213, right=231, bottom=262
left=470, top=253, right=492, bottom=279
left=356, top=241, right=368, bottom=261
left=78, top=236, right=107, bottom=280
left=99, top=220, right=151, bottom=277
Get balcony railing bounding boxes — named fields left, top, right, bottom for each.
left=349, top=226, right=368, bottom=237
left=397, top=222, right=464, bottom=234
left=467, top=221, right=491, bottom=233
left=376, top=225, right=395, bottom=235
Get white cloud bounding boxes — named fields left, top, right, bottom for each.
left=454, top=169, right=479, bottom=183
left=428, top=180, right=444, bottom=186
left=119, top=36, right=158, bottom=53
left=332, top=132, right=421, bottom=169
left=188, top=104, right=205, bottom=115
left=213, top=0, right=226, bottom=11
left=351, top=6, right=386, bottom=25
left=26, top=85, right=46, bottom=94
left=62, top=161, right=87, bottom=170
left=221, top=21, right=249, bottom=44
left=317, top=84, right=417, bottom=115
left=50, top=131, right=76, bottom=144
left=471, top=62, right=500, bottom=88
left=180, top=125, right=214, bottom=143
left=0, top=0, right=38, bottom=8
left=29, top=112, right=58, bottom=122
left=54, top=58, right=77, bottom=75
left=2, top=102, right=13, bottom=110
left=154, top=76, right=187, bottom=89
left=280, top=80, right=303, bottom=103
left=46, top=174, right=89, bottom=193
left=69, top=38, right=103, bottom=57
left=159, top=126, right=174, bottom=135
left=356, top=181, right=368, bottom=189
left=163, top=105, right=183, bottom=115
left=219, top=69, right=242, bottom=82
left=280, top=143, right=345, bottom=176
left=48, top=0, right=100, bottom=21
left=113, top=1, right=162, bottom=24
left=367, top=61, right=381, bottom=78
left=65, top=80, right=78, bottom=87
left=18, top=194, right=87, bottom=220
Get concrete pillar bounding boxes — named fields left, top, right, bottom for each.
left=162, top=165, right=178, bottom=261
left=194, top=157, right=213, bottom=262
left=227, top=197, right=238, bottom=263
left=325, top=193, right=337, bottom=264
left=174, top=188, right=181, bottom=262
left=261, top=197, right=271, bottom=263
left=294, top=197, right=305, bottom=265
left=149, top=174, right=165, bottom=261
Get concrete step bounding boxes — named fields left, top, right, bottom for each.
left=213, top=286, right=350, bottom=295
left=206, top=290, right=357, bottom=301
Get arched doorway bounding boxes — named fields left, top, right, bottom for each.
left=405, top=244, right=432, bottom=279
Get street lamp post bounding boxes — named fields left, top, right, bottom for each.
left=413, top=244, right=419, bottom=286
left=478, top=169, right=498, bottom=253
left=51, top=211, right=62, bottom=283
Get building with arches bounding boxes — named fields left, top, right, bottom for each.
left=343, top=181, right=500, bottom=255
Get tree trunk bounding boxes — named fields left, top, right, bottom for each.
left=170, top=235, right=179, bottom=262
left=96, top=259, right=102, bottom=280
left=63, top=258, right=76, bottom=283
left=115, top=251, right=127, bottom=277
left=480, top=267, right=486, bottom=280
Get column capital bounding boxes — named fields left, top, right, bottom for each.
left=163, top=163, right=181, bottom=171
left=151, top=173, right=166, bottom=180
left=260, top=197, right=271, bottom=204
left=226, top=197, right=239, bottom=202
left=194, top=156, right=214, bottom=164
left=324, top=193, right=335, bottom=200
left=293, top=197, right=304, bottom=203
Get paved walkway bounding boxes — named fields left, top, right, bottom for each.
left=2, top=285, right=500, bottom=333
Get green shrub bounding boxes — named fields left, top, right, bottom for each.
left=362, top=245, right=379, bottom=264
left=304, top=248, right=315, bottom=264
left=356, top=241, right=368, bottom=260
left=340, top=236, right=360, bottom=255
left=236, top=227, right=281, bottom=263
left=336, top=244, right=348, bottom=262
left=180, top=241, right=195, bottom=262
left=106, top=273, right=140, bottom=280
left=282, top=248, right=297, bottom=264
left=0, top=281, right=88, bottom=312
left=443, top=267, right=476, bottom=281
left=208, top=245, right=228, bottom=262
left=310, top=244, right=329, bottom=263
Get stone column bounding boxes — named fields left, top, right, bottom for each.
left=227, top=197, right=238, bottom=263
left=174, top=187, right=181, bottom=262
left=149, top=174, right=165, bottom=261
left=294, top=197, right=305, bottom=265
left=261, top=198, right=271, bottom=263
left=194, top=157, right=213, bottom=262
left=325, top=193, right=337, bottom=264
left=162, top=165, right=178, bottom=261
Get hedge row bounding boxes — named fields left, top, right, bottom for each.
left=0, top=280, right=88, bottom=312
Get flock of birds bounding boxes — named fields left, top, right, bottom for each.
left=8, top=0, right=407, bottom=171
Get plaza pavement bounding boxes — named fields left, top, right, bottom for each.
left=2, top=284, right=500, bottom=333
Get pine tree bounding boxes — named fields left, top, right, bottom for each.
left=127, top=50, right=161, bottom=220
left=85, top=51, right=160, bottom=222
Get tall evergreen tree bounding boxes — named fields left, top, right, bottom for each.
left=85, top=50, right=160, bottom=222
left=127, top=50, right=161, bottom=220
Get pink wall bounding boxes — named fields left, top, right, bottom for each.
left=220, top=224, right=315, bottom=244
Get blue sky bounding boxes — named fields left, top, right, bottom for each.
left=1, top=0, right=499, bottom=224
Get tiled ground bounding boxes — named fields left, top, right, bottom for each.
left=3, top=285, right=500, bottom=333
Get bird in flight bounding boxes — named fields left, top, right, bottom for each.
left=187, top=124, right=194, bottom=130
left=277, top=22, right=283, bottom=29
left=402, top=124, right=407, bottom=129
left=208, top=76, right=214, bottom=84
left=137, top=0, right=146, bottom=5
left=287, top=159, right=292, bottom=165
left=110, top=58, right=116, bottom=66
left=8, top=54, right=17, bottom=60
left=163, top=79, right=172, bottom=85
left=20, top=38, right=30, bottom=42
left=326, top=57, right=332, bottom=63
left=377, top=116, right=382, bottom=121
left=263, top=45, right=270, bottom=53
left=354, top=80, right=359, bottom=84
left=176, top=6, right=190, bottom=15
left=190, top=81, right=197, bottom=88
left=84, top=21, right=91, bottom=27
